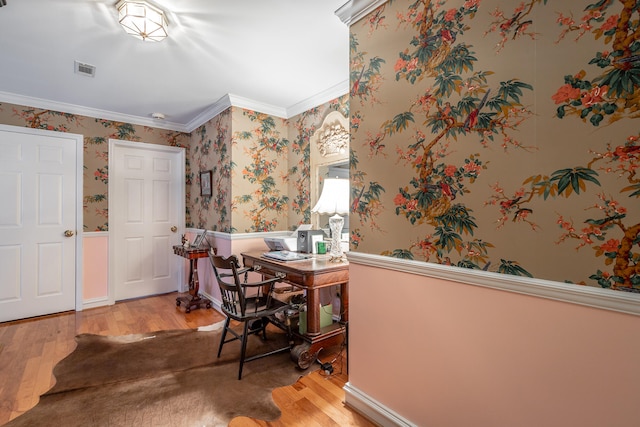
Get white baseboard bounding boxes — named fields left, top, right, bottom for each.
left=82, top=296, right=112, bottom=310
left=200, top=290, right=222, bottom=313
left=343, top=382, right=416, bottom=427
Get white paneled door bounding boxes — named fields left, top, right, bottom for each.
left=109, top=140, right=184, bottom=302
left=0, top=125, right=82, bottom=323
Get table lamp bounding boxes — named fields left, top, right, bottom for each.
left=311, top=178, right=349, bottom=262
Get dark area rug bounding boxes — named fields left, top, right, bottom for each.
left=4, top=321, right=304, bottom=427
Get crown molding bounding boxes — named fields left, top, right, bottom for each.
left=229, top=94, right=288, bottom=119
left=0, top=90, right=189, bottom=133
left=184, top=94, right=287, bottom=132
left=286, top=79, right=349, bottom=118
left=1, top=80, right=349, bottom=135
left=185, top=81, right=349, bottom=131
left=335, top=0, right=387, bottom=26
left=183, top=94, right=233, bottom=132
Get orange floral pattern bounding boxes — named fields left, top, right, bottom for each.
left=0, top=102, right=190, bottom=231
left=350, top=0, right=639, bottom=291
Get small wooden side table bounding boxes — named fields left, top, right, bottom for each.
left=173, top=245, right=214, bottom=313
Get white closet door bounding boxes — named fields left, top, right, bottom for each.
left=110, top=140, right=184, bottom=301
left=0, top=125, right=81, bottom=322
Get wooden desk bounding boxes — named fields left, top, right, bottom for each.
left=173, top=245, right=213, bottom=313
left=242, top=251, right=348, bottom=369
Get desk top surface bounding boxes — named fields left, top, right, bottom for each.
left=242, top=251, right=348, bottom=273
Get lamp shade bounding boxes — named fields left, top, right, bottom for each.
left=116, top=1, right=168, bottom=42
left=311, top=178, right=350, bottom=215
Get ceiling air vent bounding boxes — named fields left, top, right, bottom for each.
left=74, top=61, right=96, bottom=77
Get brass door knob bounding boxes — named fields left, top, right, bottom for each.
left=64, top=230, right=75, bottom=237
left=171, top=226, right=177, bottom=233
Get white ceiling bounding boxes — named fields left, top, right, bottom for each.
left=0, top=0, right=350, bottom=131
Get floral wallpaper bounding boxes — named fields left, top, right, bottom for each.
left=188, top=108, right=232, bottom=232
left=0, top=102, right=191, bottom=231
left=231, top=109, right=291, bottom=232
left=350, top=0, right=639, bottom=292
left=0, top=95, right=350, bottom=236
left=189, top=97, right=349, bottom=233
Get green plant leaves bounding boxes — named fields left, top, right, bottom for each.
left=550, top=167, right=601, bottom=196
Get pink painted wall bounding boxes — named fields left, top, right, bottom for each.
left=196, top=234, right=271, bottom=302
left=348, top=263, right=640, bottom=426
left=79, top=231, right=272, bottom=307
left=82, top=235, right=108, bottom=301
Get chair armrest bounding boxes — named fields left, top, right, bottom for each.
left=241, top=276, right=281, bottom=288
left=217, top=268, right=250, bottom=278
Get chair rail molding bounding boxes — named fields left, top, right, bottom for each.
left=186, top=229, right=289, bottom=241
left=347, top=252, right=640, bottom=316
left=83, top=231, right=109, bottom=237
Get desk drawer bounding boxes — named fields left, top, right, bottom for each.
left=254, top=265, right=304, bottom=286
left=242, top=253, right=349, bottom=288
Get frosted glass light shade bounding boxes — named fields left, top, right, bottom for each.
left=116, top=1, right=168, bottom=42
left=311, top=178, right=349, bottom=215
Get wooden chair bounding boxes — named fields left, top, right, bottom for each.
left=209, top=253, right=292, bottom=379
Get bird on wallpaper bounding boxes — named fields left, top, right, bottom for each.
left=351, top=186, right=365, bottom=212
left=500, top=196, right=521, bottom=210
left=351, top=67, right=366, bottom=97
left=499, top=12, right=522, bottom=33
left=463, top=89, right=491, bottom=132
left=615, top=54, right=640, bottom=66
left=439, top=181, right=455, bottom=199
left=422, top=29, right=456, bottom=46
left=441, top=101, right=452, bottom=117
left=426, top=29, right=457, bottom=71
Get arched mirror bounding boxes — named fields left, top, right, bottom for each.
left=310, top=111, right=349, bottom=237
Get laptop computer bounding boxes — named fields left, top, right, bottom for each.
left=262, top=251, right=311, bottom=262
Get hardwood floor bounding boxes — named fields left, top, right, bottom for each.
left=0, top=292, right=375, bottom=426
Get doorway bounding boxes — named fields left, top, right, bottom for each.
left=109, top=139, right=185, bottom=302
left=0, top=125, right=83, bottom=322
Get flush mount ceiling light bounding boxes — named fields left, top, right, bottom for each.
left=116, top=0, right=168, bottom=42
